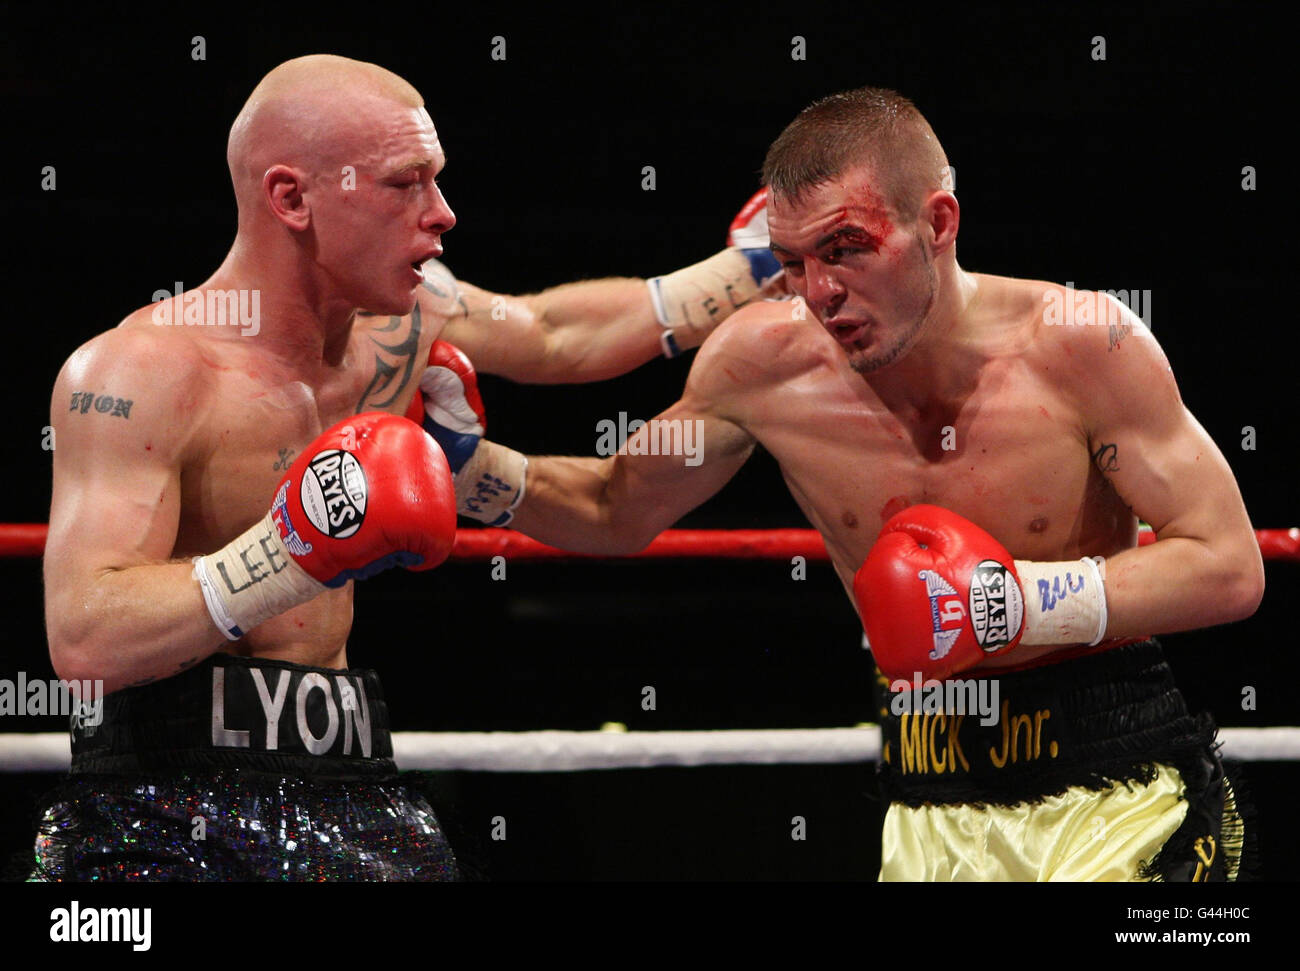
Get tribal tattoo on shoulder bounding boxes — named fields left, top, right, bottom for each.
left=353, top=260, right=468, bottom=414
left=355, top=304, right=423, bottom=413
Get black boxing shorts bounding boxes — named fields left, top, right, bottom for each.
left=875, top=639, right=1249, bottom=881
left=29, top=653, right=458, bottom=881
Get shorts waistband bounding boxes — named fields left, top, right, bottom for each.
left=70, top=653, right=396, bottom=780
left=876, top=639, right=1217, bottom=806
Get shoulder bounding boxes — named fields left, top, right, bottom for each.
left=61, top=314, right=208, bottom=392
left=688, top=298, right=830, bottom=400
left=414, top=258, right=468, bottom=321
left=354, top=258, right=464, bottom=359
left=1026, top=280, right=1176, bottom=423
left=54, top=317, right=212, bottom=457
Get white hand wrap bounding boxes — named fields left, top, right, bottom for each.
left=192, top=512, right=327, bottom=640
left=1014, top=556, right=1108, bottom=647
left=647, top=248, right=763, bottom=357
left=456, top=440, right=528, bottom=526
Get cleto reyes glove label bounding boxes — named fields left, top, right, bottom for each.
left=969, top=560, right=1024, bottom=652
left=300, top=449, right=368, bottom=539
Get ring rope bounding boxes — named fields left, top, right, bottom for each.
left=1, top=726, right=1297, bottom=773
left=4, top=525, right=1296, bottom=771
left=2, top=524, right=1299, bottom=561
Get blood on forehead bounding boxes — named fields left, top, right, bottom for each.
left=772, top=177, right=898, bottom=253
left=829, top=181, right=896, bottom=244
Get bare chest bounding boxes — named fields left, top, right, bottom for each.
left=748, top=362, right=1131, bottom=575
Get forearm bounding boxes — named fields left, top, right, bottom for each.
left=47, top=561, right=227, bottom=694
left=524, top=279, right=662, bottom=383
left=1090, top=534, right=1264, bottom=639
left=509, top=455, right=655, bottom=554
left=488, top=246, right=769, bottom=384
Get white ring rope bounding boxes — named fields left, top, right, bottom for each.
left=0, top=726, right=1297, bottom=773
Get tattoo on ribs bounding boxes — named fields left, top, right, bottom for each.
left=69, top=391, right=133, bottom=419
left=1092, top=442, right=1120, bottom=474
left=273, top=448, right=296, bottom=471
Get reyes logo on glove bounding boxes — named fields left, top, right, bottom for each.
left=300, top=449, right=368, bottom=539
left=969, top=560, right=1024, bottom=651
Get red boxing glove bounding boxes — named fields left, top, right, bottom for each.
left=854, top=505, right=1026, bottom=683
left=274, top=412, right=456, bottom=584
left=404, top=340, right=487, bottom=475
left=193, top=413, right=456, bottom=640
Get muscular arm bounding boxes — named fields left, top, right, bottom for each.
left=1068, top=297, right=1264, bottom=637
left=510, top=321, right=762, bottom=551
left=443, top=275, right=662, bottom=384
left=44, top=332, right=224, bottom=694
left=424, top=253, right=776, bottom=385
left=512, top=405, right=755, bottom=553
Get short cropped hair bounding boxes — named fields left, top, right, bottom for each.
left=762, top=86, right=949, bottom=219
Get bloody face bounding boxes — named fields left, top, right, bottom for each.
left=767, top=166, right=937, bottom=374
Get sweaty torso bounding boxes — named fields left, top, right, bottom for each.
left=125, top=277, right=460, bottom=669
left=718, top=275, right=1136, bottom=671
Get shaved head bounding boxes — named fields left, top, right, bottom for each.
left=227, top=55, right=427, bottom=220
left=218, top=54, right=454, bottom=318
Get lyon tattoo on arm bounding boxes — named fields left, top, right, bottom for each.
left=69, top=392, right=133, bottom=419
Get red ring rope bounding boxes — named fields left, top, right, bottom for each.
left=2, top=524, right=1298, bottom=561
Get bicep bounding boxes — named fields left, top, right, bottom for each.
left=45, top=360, right=188, bottom=594
left=437, top=282, right=552, bottom=380
left=1082, top=316, right=1251, bottom=544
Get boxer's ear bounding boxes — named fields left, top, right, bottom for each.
left=264, top=164, right=311, bottom=231
left=923, top=190, right=960, bottom=253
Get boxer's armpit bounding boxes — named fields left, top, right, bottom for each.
left=355, top=307, right=423, bottom=413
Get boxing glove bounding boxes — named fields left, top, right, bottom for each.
left=404, top=340, right=487, bottom=474
left=405, top=340, right=527, bottom=526
left=647, top=188, right=787, bottom=358
left=727, top=187, right=782, bottom=288
left=856, top=505, right=1107, bottom=682
left=193, top=412, right=457, bottom=639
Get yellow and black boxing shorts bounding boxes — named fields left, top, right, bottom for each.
left=875, top=640, right=1247, bottom=882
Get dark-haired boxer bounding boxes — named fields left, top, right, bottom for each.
left=448, top=87, right=1263, bottom=880
left=32, top=54, right=777, bottom=882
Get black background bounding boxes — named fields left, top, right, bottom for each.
left=0, top=0, right=1294, bottom=883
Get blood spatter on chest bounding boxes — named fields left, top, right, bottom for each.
left=880, top=495, right=911, bottom=522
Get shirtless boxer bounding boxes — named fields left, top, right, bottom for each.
left=448, top=87, right=1265, bottom=880
left=31, top=54, right=776, bottom=882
